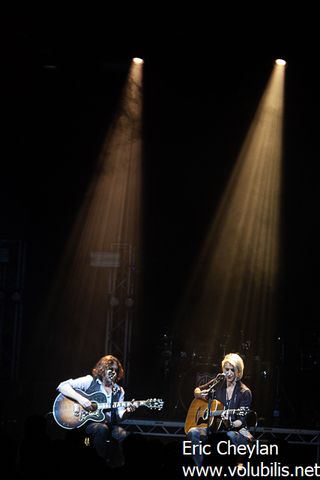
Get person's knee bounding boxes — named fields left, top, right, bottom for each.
left=226, top=431, right=248, bottom=447
left=112, top=426, right=128, bottom=442
left=87, top=422, right=110, bottom=438
left=226, top=431, right=236, bottom=440
left=187, top=428, right=200, bottom=442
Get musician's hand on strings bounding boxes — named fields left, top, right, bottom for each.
left=221, top=410, right=230, bottom=421
left=126, top=400, right=137, bottom=413
left=79, top=397, right=94, bottom=411
left=221, top=410, right=236, bottom=429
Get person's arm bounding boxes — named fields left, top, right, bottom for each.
left=230, top=418, right=242, bottom=429
left=232, top=388, right=252, bottom=429
left=120, top=402, right=137, bottom=419
left=116, top=388, right=137, bottom=420
left=57, top=376, right=93, bottom=410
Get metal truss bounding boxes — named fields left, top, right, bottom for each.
left=253, top=426, right=320, bottom=447
left=0, top=239, right=26, bottom=381
left=122, top=419, right=185, bottom=437
left=91, top=243, right=136, bottom=385
left=105, top=243, right=136, bottom=384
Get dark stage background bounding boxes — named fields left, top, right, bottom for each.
left=1, top=9, right=320, bottom=450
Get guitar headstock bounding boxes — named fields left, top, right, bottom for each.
left=145, top=398, right=164, bottom=410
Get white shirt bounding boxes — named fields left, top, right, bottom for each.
left=57, top=374, right=126, bottom=420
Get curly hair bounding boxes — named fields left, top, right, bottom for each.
left=221, top=353, right=244, bottom=379
left=92, top=355, right=124, bottom=382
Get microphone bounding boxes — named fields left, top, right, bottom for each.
left=207, top=372, right=226, bottom=393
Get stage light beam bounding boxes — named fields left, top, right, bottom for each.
left=178, top=60, right=286, bottom=417
left=34, top=58, right=144, bottom=379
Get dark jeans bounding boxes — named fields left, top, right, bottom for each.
left=85, top=422, right=128, bottom=467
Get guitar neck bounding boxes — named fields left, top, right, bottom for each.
left=211, top=408, right=240, bottom=417
left=97, top=400, right=146, bottom=409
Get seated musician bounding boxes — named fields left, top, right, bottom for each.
left=186, top=352, right=253, bottom=467
left=57, top=354, right=136, bottom=468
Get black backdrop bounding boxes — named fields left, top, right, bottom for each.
left=1, top=10, right=319, bottom=431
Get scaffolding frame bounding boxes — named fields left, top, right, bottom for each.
left=91, top=243, right=135, bottom=385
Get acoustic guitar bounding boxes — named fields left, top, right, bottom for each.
left=53, top=389, right=164, bottom=429
left=184, top=398, right=249, bottom=434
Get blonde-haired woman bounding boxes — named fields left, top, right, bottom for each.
left=186, top=352, right=253, bottom=467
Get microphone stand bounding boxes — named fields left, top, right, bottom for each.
left=110, top=379, right=115, bottom=426
left=206, top=373, right=225, bottom=436
left=105, top=374, right=116, bottom=455
left=107, top=372, right=117, bottom=426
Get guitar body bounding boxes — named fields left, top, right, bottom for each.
left=53, top=390, right=108, bottom=429
left=53, top=389, right=164, bottom=429
left=184, top=398, right=224, bottom=434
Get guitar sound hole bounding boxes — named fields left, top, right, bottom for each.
left=90, top=402, right=98, bottom=412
